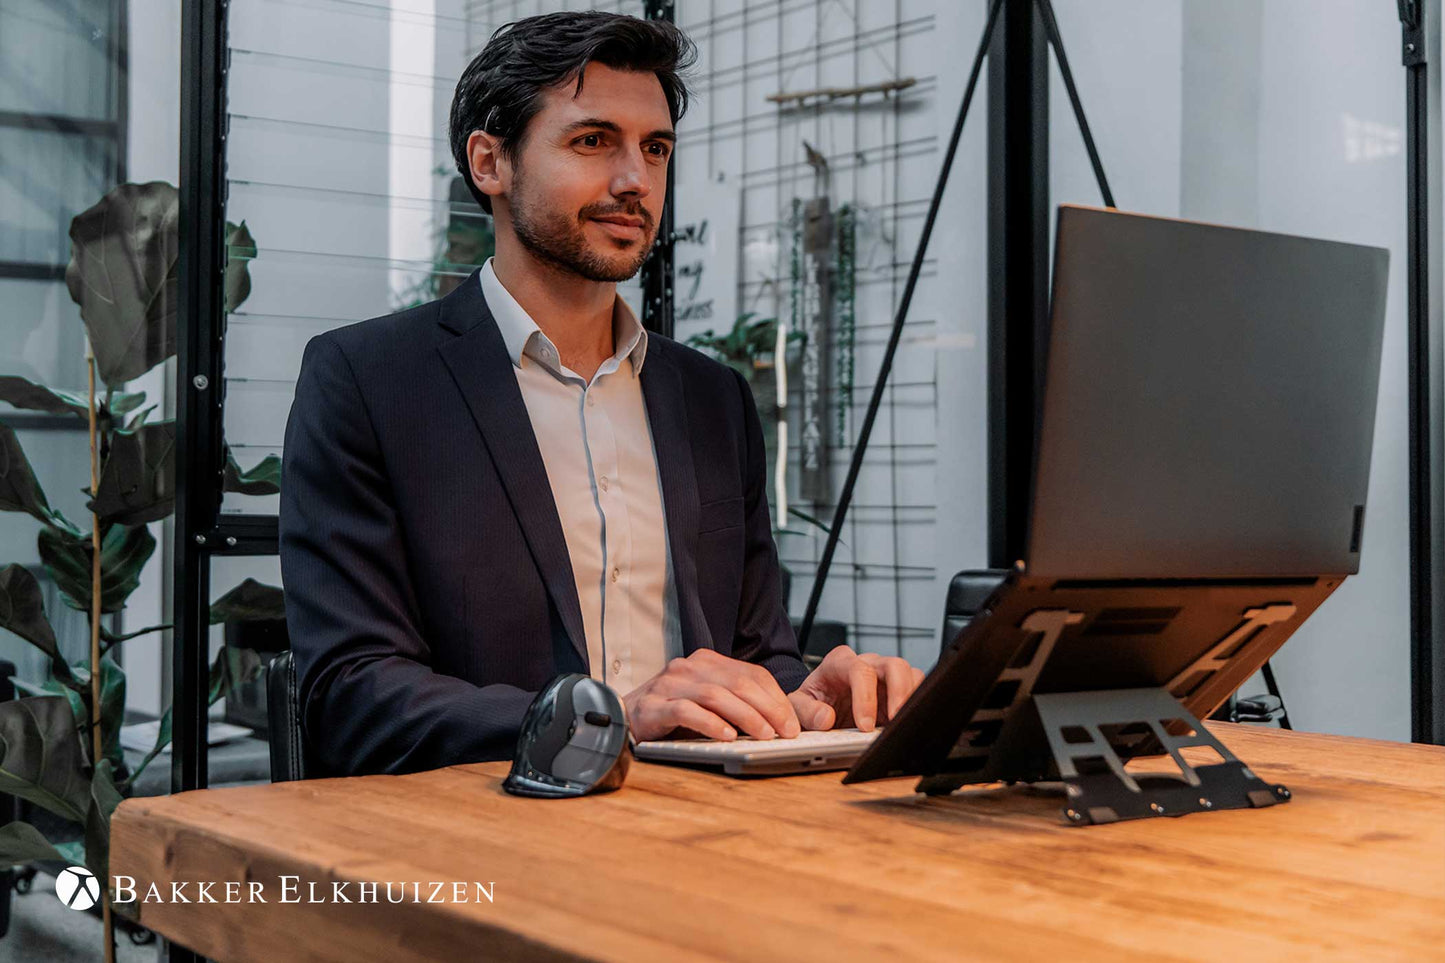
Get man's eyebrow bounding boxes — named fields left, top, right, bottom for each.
left=561, top=117, right=676, bottom=142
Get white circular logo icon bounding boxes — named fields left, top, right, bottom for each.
left=55, top=866, right=100, bottom=911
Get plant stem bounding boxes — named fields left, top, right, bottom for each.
left=100, top=622, right=173, bottom=656
left=84, top=338, right=116, bottom=963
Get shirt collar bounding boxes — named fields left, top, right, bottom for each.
left=479, top=258, right=648, bottom=376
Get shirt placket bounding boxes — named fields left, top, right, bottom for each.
left=586, top=370, right=631, bottom=691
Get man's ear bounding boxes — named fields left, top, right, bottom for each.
left=466, top=129, right=508, bottom=207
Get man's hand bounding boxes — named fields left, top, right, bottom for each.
left=623, top=649, right=802, bottom=742
left=787, top=645, right=925, bottom=731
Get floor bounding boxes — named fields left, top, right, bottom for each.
left=0, top=874, right=160, bottom=963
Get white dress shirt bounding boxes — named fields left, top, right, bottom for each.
left=480, top=259, right=681, bottom=694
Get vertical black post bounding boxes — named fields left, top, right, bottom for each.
left=176, top=0, right=228, bottom=792
left=1402, top=0, right=1445, bottom=745
left=172, top=4, right=229, bottom=957
left=170, top=3, right=229, bottom=954
left=641, top=0, right=676, bottom=337
left=987, top=0, right=1050, bottom=568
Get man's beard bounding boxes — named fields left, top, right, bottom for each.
left=508, top=173, right=657, bottom=283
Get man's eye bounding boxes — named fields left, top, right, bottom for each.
left=647, top=143, right=671, bottom=158
left=579, top=134, right=602, bottom=148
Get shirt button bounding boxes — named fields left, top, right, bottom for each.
left=599, top=476, right=609, bottom=492
left=587, top=395, right=596, bottom=407
left=611, top=567, right=620, bottom=582
left=611, top=659, right=622, bottom=674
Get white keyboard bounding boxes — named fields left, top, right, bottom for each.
left=636, top=726, right=879, bottom=759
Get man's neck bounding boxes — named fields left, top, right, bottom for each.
left=491, top=234, right=615, bottom=382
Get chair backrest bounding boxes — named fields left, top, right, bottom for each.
left=266, top=650, right=309, bottom=782
left=940, top=569, right=1010, bottom=655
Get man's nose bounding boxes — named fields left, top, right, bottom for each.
left=610, top=146, right=652, bottom=199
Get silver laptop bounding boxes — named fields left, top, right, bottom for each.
left=634, top=727, right=880, bottom=776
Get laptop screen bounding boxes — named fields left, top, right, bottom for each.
left=1026, top=206, right=1389, bottom=578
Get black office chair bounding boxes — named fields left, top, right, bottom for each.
left=939, top=569, right=1010, bottom=656
left=266, top=650, right=313, bottom=782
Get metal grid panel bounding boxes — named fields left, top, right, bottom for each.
left=674, top=0, right=942, bottom=659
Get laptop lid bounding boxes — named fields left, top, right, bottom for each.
left=1026, top=206, right=1390, bottom=578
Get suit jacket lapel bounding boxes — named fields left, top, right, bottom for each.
left=435, top=273, right=589, bottom=669
left=640, top=341, right=711, bottom=655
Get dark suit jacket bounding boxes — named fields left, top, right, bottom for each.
left=279, top=270, right=808, bottom=776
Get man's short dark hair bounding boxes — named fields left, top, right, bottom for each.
left=449, top=11, right=696, bottom=215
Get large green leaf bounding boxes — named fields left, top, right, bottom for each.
left=65, top=181, right=180, bottom=387
left=0, top=376, right=90, bottom=417
left=12, top=673, right=84, bottom=727
left=223, top=447, right=281, bottom=496
left=83, top=758, right=123, bottom=887
left=0, top=820, right=68, bottom=868
left=107, top=390, right=147, bottom=418
left=90, top=420, right=175, bottom=525
left=0, top=376, right=145, bottom=426
left=210, top=644, right=264, bottom=702
left=225, top=220, right=256, bottom=314
left=0, top=422, right=57, bottom=525
left=0, top=696, right=91, bottom=823
left=0, top=565, right=77, bottom=686
left=209, top=578, right=286, bottom=624
left=38, top=524, right=156, bottom=614
left=96, top=655, right=125, bottom=774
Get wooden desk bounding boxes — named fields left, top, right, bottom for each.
left=110, top=724, right=1445, bottom=962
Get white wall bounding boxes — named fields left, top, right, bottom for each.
left=1048, top=0, right=1411, bottom=740
left=1251, top=0, right=1411, bottom=741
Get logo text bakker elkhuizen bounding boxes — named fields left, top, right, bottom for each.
left=112, top=876, right=496, bottom=905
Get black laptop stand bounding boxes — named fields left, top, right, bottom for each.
left=844, top=574, right=1339, bottom=825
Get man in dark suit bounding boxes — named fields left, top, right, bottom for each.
left=280, top=11, right=922, bottom=777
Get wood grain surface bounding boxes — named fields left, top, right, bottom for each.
left=109, top=723, right=1445, bottom=962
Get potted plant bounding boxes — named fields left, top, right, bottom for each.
left=0, top=182, right=283, bottom=959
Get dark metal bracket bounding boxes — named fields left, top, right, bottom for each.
left=1033, top=687, right=1290, bottom=826
left=193, top=514, right=280, bottom=556
left=1401, top=0, right=1426, bottom=66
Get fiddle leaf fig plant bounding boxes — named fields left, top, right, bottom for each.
left=0, top=181, right=284, bottom=953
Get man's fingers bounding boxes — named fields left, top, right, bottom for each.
left=878, top=656, right=916, bottom=720
left=847, top=659, right=879, bottom=731
left=689, top=683, right=779, bottom=740
left=788, top=691, right=835, bottom=730
left=734, top=674, right=802, bottom=737
left=653, top=699, right=737, bottom=742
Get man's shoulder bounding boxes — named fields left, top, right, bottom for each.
left=648, top=331, right=743, bottom=387
left=308, top=299, right=445, bottom=365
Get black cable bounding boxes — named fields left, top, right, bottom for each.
left=798, top=0, right=1005, bottom=652
left=1034, top=0, right=1115, bottom=208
